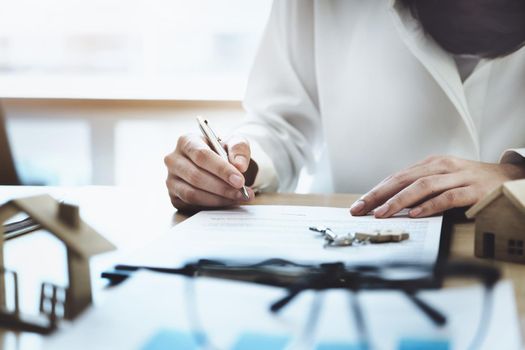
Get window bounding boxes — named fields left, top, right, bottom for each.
left=508, top=239, right=524, bottom=256
left=0, top=0, right=272, bottom=100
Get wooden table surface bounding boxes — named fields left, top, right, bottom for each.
left=0, top=188, right=523, bottom=348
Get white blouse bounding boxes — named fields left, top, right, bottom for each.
left=235, top=0, right=525, bottom=194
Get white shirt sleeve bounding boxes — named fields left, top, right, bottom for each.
left=249, top=140, right=279, bottom=193
left=234, top=0, right=321, bottom=192
left=500, top=148, right=525, bottom=164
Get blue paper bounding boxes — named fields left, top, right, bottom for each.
left=141, top=329, right=200, bottom=350
left=316, top=341, right=367, bottom=350
left=142, top=329, right=450, bottom=350
left=231, top=332, right=290, bottom=350
left=398, top=338, right=450, bottom=350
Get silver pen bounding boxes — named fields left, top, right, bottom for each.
left=197, top=116, right=250, bottom=200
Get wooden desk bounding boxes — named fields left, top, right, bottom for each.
left=0, top=188, right=523, bottom=348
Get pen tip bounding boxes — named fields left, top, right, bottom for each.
left=241, top=186, right=250, bottom=200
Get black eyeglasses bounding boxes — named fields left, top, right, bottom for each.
left=103, top=258, right=500, bottom=349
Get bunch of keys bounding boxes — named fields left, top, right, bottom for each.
left=309, top=226, right=358, bottom=247
left=309, top=226, right=409, bottom=247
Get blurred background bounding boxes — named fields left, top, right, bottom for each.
left=0, top=0, right=272, bottom=189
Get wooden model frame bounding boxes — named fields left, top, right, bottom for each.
left=467, top=179, right=525, bottom=264
left=0, top=194, right=115, bottom=332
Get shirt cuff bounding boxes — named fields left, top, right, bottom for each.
left=249, top=140, right=279, bottom=193
left=499, top=148, right=525, bottom=164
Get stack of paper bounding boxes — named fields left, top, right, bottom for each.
left=122, top=205, right=443, bottom=267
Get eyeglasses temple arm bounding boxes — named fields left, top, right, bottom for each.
left=405, top=291, right=447, bottom=327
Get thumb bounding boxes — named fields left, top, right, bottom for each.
left=225, top=135, right=251, bottom=173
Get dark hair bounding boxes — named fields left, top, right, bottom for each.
left=401, top=0, right=525, bottom=58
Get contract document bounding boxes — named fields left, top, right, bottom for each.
left=124, top=205, right=443, bottom=267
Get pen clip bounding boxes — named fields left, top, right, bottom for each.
left=197, top=116, right=221, bottom=143
left=197, top=116, right=221, bottom=144
left=204, top=119, right=222, bottom=143
left=197, top=116, right=229, bottom=159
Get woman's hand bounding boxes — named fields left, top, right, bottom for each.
left=164, top=133, right=256, bottom=211
left=350, top=155, right=525, bottom=218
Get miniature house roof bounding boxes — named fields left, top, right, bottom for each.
left=466, top=179, right=525, bottom=218
left=0, top=194, right=116, bottom=258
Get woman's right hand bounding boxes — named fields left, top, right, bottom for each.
left=164, top=133, right=255, bottom=211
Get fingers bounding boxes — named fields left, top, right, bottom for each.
left=409, top=186, right=477, bottom=218
left=170, top=176, right=236, bottom=207
left=168, top=156, right=248, bottom=200
left=178, top=134, right=246, bottom=189
left=373, top=173, right=468, bottom=218
left=164, top=133, right=256, bottom=209
left=166, top=175, right=255, bottom=209
left=225, top=135, right=251, bottom=173
left=349, top=168, right=427, bottom=216
left=350, top=155, right=461, bottom=216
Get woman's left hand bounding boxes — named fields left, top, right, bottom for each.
left=350, top=155, right=525, bottom=218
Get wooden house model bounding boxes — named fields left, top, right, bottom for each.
left=0, top=194, right=116, bottom=322
left=466, top=179, right=525, bottom=264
